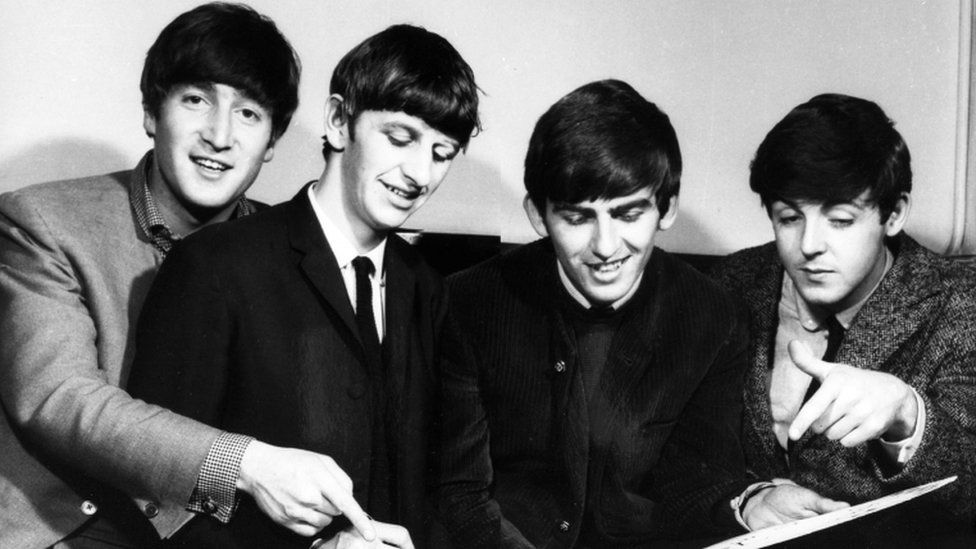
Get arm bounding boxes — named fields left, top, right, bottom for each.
left=0, top=193, right=220, bottom=536
left=126, top=232, right=374, bottom=539
left=645, top=304, right=754, bottom=537
left=434, top=309, right=534, bottom=549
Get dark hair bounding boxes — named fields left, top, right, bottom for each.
left=523, top=79, right=681, bottom=216
left=323, top=24, right=481, bottom=155
left=750, top=93, right=911, bottom=222
left=141, top=2, right=301, bottom=142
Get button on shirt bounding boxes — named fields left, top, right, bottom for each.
left=771, top=250, right=925, bottom=464
left=307, top=185, right=386, bottom=339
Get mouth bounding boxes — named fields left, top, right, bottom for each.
left=587, top=256, right=630, bottom=274
left=192, top=156, right=231, bottom=173
left=382, top=182, right=423, bottom=201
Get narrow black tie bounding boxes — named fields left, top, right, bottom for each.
left=352, top=256, right=382, bottom=370
left=804, top=315, right=845, bottom=401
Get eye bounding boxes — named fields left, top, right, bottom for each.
left=181, top=93, right=207, bottom=107
left=616, top=209, right=644, bottom=223
left=386, top=132, right=411, bottom=147
left=238, top=108, right=262, bottom=123
left=433, top=146, right=459, bottom=163
left=829, top=218, right=854, bottom=228
left=561, top=213, right=589, bottom=226
left=775, top=214, right=801, bottom=226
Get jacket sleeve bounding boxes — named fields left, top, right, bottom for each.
left=646, top=300, right=753, bottom=537
left=0, top=192, right=220, bottom=537
left=870, top=300, right=976, bottom=522
left=434, top=306, right=535, bottom=549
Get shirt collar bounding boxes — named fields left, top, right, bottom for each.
left=306, top=184, right=386, bottom=275
left=784, top=247, right=894, bottom=332
left=556, top=259, right=644, bottom=311
left=130, top=150, right=254, bottom=256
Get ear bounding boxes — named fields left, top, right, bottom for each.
left=323, top=94, right=350, bottom=151
left=657, top=195, right=679, bottom=231
left=523, top=195, right=549, bottom=237
left=883, top=192, right=911, bottom=237
left=262, top=146, right=275, bottom=163
left=143, top=110, right=157, bottom=139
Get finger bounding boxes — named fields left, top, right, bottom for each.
left=812, top=496, right=850, bottom=513
left=322, top=458, right=355, bottom=494
left=327, top=489, right=375, bottom=542
left=838, top=424, right=878, bottom=448
left=789, top=385, right=835, bottom=440
left=822, top=413, right=858, bottom=441
left=374, top=523, right=413, bottom=549
left=788, top=340, right=833, bottom=381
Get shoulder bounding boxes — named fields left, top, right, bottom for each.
left=447, top=239, right=550, bottom=301
left=0, top=171, right=131, bottom=225
left=710, top=242, right=780, bottom=290
left=654, top=248, right=745, bottom=317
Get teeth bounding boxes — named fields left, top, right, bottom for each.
left=384, top=183, right=417, bottom=199
left=195, top=158, right=228, bottom=171
left=591, top=258, right=627, bottom=273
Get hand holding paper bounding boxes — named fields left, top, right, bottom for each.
left=743, top=480, right=849, bottom=530
left=788, top=341, right=918, bottom=446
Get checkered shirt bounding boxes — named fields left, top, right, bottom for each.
left=129, top=151, right=254, bottom=256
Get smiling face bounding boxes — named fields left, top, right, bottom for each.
left=525, top=187, right=677, bottom=307
left=144, top=82, right=274, bottom=230
left=770, top=191, right=909, bottom=312
left=324, top=101, right=461, bottom=247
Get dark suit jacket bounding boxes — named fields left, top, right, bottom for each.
left=127, top=186, right=445, bottom=548
left=712, top=234, right=976, bottom=542
left=436, top=239, right=751, bottom=548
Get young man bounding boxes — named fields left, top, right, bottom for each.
left=435, top=80, right=756, bottom=548
left=713, top=94, right=976, bottom=543
left=0, top=4, right=359, bottom=548
left=125, top=24, right=480, bottom=548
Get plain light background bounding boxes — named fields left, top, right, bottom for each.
left=0, top=1, right=970, bottom=254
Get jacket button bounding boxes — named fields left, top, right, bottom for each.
left=80, top=500, right=98, bottom=516
left=143, top=502, right=159, bottom=518
left=554, top=360, right=566, bottom=373
left=202, top=498, right=219, bottom=514
left=558, top=520, right=570, bottom=532
left=347, top=383, right=367, bottom=399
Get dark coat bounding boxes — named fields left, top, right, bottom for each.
left=712, top=234, right=976, bottom=540
left=127, top=186, right=445, bottom=547
left=436, top=239, right=751, bottom=548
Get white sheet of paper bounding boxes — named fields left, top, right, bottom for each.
left=705, top=476, right=957, bottom=549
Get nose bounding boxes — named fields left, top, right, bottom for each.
left=400, top=149, right=433, bottom=189
left=591, top=216, right=619, bottom=260
left=201, top=107, right=233, bottom=151
left=799, top=219, right=826, bottom=258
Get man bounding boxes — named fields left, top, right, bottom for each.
left=712, top=93, right=976, bottom=543
left=435, top=80, right=758, bottom=548
left=125, top=24, right=480, bottom=548
left=0, top=4, right=379, bottom=548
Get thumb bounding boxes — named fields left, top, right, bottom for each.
left=788, top=340, right=832, bottom=381
left=811, top=495, right=850, bottom=514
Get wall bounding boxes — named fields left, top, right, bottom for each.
left=0, top=0, right=967, bottom=254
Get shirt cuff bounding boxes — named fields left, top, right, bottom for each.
left=731, top=481, right=777, bottom=531
left=879, top=386, right=926, bottom=464
left=187, top=432, right=254, bottom=522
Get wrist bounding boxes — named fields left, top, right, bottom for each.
left=732, top=481, right=776, bottom=530
left=885, top=387, right=919, bottom=441
left=235, top=439, right=265, bottom=493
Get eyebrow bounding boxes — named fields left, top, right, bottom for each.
left=551, top=197, right=654, bottom=215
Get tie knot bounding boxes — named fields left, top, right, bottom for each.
left=352, top=256, right=375, bottom=278
left=824, top=315, right=844, bottom=336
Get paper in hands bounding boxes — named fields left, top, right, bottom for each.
left=706, top=476, right=956, bottom=549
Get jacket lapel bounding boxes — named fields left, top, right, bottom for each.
left=285, top=185, right=359, bottom=341
left=839, top=236, right=942, bottom=374
left=746, top=245, right=790, bottom=474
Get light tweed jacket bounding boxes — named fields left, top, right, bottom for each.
left=0, top=155, right=222, bottom=547
left=712, top=234, right=976, bottom=526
